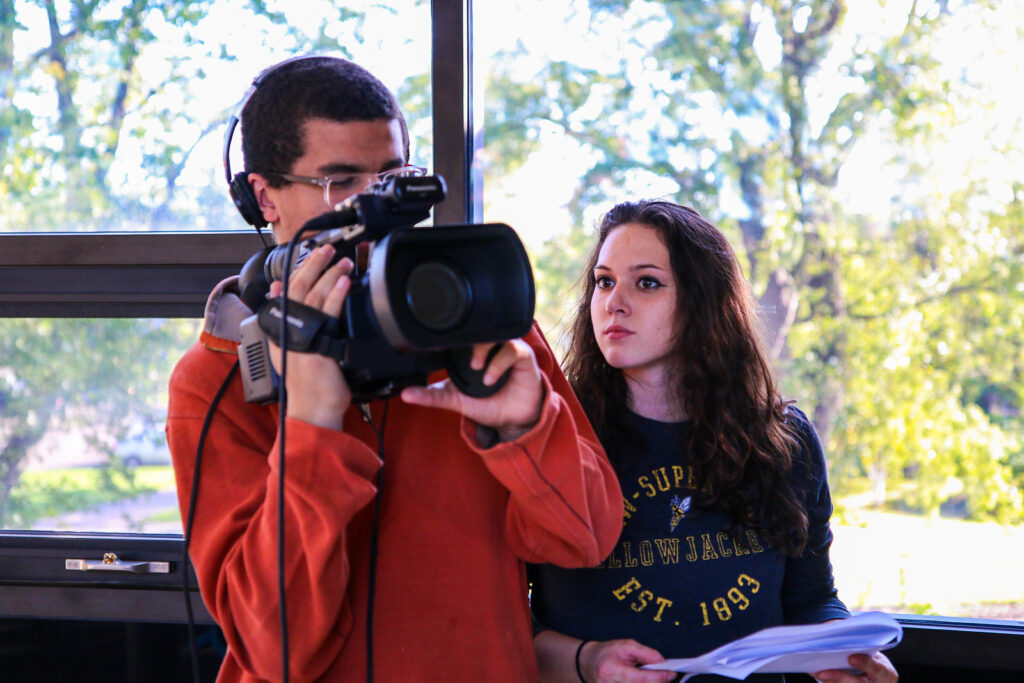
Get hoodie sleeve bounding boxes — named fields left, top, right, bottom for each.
left=461, top=324, right=623, bottom=568
left=167, top=343, right=381, bottom=681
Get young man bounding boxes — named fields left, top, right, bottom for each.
left=166, top=56, right=622, bottom=682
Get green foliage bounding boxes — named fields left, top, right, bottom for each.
left=531, top=223, right=593, bottom=354
left=0, top=318, right=199, bottom=527
left=0, top=0, right=428, bottom=231
left=395, top=71, right=434, bottom=169
left=0, top=0, right=227, bottom=230
left=491, top=0, right=1023, bottom=523
left=3, top=0, right=1021, bottom=532
left=821, top=180, right=1024, bottom=520
left=5, top=464, right=158, bottom=529
left=1, top=1, right=433, bottom=530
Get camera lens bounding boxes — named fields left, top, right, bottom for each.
left=405, top=260, right=471, bottom=332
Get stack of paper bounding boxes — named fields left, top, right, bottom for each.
left=642, top=611, right=902, bottom=681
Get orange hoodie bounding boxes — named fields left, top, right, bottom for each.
left=166, top=284, right=622, bottom=682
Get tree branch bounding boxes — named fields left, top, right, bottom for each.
left=845, top=273, right=1003, bottom=321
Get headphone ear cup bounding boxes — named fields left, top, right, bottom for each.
left=229, top=172, right=268, bottom=228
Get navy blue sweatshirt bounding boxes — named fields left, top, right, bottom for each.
left=530, top=407, right=849, bottom=682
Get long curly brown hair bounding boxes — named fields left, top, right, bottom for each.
left=564, top=200, right=809, bottom=556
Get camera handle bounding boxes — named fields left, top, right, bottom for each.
left=256, top=298, right=511, bottom=400
left=444, top=344, right=511, bottom=398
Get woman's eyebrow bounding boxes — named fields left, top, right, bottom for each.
left=593, top=263, right=667, bottom=272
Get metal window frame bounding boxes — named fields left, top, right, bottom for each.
left=0, top=2, right=1022, bottom=679
left=0, top=232, right=259, bottom=318
left=0, top=0, right=473, bottom=625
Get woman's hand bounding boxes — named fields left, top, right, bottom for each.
left=579, top=639, right=676, bottom=683
left=811, top=652, right=898, bottom=683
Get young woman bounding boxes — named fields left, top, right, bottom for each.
left=530, top=201, right=898, bottom=683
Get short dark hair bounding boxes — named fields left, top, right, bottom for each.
left=241, top=56, right=410, bottom=186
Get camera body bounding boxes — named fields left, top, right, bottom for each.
left=236, top=175, right=536, bottom=404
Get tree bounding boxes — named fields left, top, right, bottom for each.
left=0, top=0, right=433, bottom=527
left=0, top=318, right=200, bottom=525
left=482, top=0, right=1023, bottom=519
left=0, top=0, right=430, bottom=231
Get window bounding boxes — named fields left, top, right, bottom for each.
left=0, top=0, right=441, bottom=630
left=1, top=1, right=1022, bottom=679
left=1, top=0, right=432, bottom=536
left=2, top=0, right=433, bottom=233
left=475, top=0, right=1024, bottom=625
left=2, top=316, right=196, bottom=534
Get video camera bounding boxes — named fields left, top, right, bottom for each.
left=235, top=174, right=536, bottom=404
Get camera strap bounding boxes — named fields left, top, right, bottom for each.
left=257, top=296, right=349, bottom=359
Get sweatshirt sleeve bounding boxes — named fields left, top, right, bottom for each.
left=460, top=324, right=623, bottom=568
left=166, top=344, right=381, bottom=681
left=781, top=408, right=851, bottom=625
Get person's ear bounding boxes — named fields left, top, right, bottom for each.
left=248, top=173, right=280, bottom=226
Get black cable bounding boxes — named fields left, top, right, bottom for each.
left=256, top=226, right=271, bottom=249
left=181, top=225, right=338, bottom=683
left=275, top=236, right=302, bottom=683
left=273, top=225, right=330, bottom=683
left=360, top=399, right=388, bottom=683
left=183, top=359, right=240, bottom=683
left=277, top=372, right=289, bottom=683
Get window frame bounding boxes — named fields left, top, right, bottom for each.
left=0, top=1, right=1021, bottom=679
left=0, top=232, right=257, bottom=318
left=0, top=0, right=473, bottom=625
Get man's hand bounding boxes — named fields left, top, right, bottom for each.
left=267, top=244, right=353, bottom=431
left=400, top=338, right=544, bottom=442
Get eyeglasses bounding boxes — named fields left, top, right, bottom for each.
left=269, top=165, right=428, bottom=208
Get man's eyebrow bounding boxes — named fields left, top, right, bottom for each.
left=316, top=159, right=405, bottom=175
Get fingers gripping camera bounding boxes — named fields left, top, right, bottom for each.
left=235, top=175, right=536, bottom=404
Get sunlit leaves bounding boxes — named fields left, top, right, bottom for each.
left=495, top=0, right=1022, bottom=522
left=0, top=318, right=200, bottom=526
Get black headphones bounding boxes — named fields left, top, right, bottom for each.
left=222, top=54, right=330, bottom=230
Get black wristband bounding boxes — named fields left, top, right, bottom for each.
left=575, top=639, right=591, bottom=682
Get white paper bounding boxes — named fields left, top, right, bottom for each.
left=642, top=611, right=902, bottom=681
